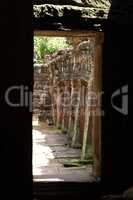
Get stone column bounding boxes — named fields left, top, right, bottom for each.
left=68, top=80, right=74, bottom=136
left=81, top=85, right=89, bottom=160
left=50, top=65, right=56, bottom=125
left=56, top=85, right=61, bottom=129
left=59, top=84, right=64, bottom=129
left=52, top=87, right=57, bottom=125
left=79, top=82, right=86, bottom=144
left=61, top=81, right=70, bottom=132
left=81, top=78, right=93, bottom=160
left=71, top=80, right=81, bottom=147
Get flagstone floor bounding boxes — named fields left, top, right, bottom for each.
left=33, top=120, right=93, bottom=182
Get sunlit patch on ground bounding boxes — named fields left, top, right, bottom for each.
left=33, top=129, right=55, bottom=175
left=32, top=116, right=39, bottom=126
left=34, top=178, right=64, bottom=182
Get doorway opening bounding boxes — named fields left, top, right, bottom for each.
left=32, top=32, right=102, bottom=182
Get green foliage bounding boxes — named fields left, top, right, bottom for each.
left=34, top=37, right=71, bottom=63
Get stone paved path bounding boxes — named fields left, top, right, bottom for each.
left=33, top=121, right=93, bottom=182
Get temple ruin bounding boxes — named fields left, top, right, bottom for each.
left=33, top=33, right=103, bottom=182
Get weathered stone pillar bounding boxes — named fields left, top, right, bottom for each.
left=79, top=82, right=86, bottom=144
left=61, top=81, right=71, bottom=132
left=52, top=87, right=57, bottom=125
left=81, top=84, right=90, bottom=160
left=71, top=80, right=81, bottom=147
left=56, top=85, right=61, bottom=128
left=81, top=70, right=94, bottom=159
left=50, top=65, right=56, bottom=125
left=59, top=84, right=65, bottom=129
left=92, top=33, right=103, bottom=177
left=68, top=80, right=74, bottom=135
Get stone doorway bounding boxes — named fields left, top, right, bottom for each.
left=33, top=33, right=103, bottom=182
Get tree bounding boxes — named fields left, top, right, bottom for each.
left=34, top=37, right=71, bottom=63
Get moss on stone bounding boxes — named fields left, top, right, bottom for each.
left=63, top=158, right=93, bottom=167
